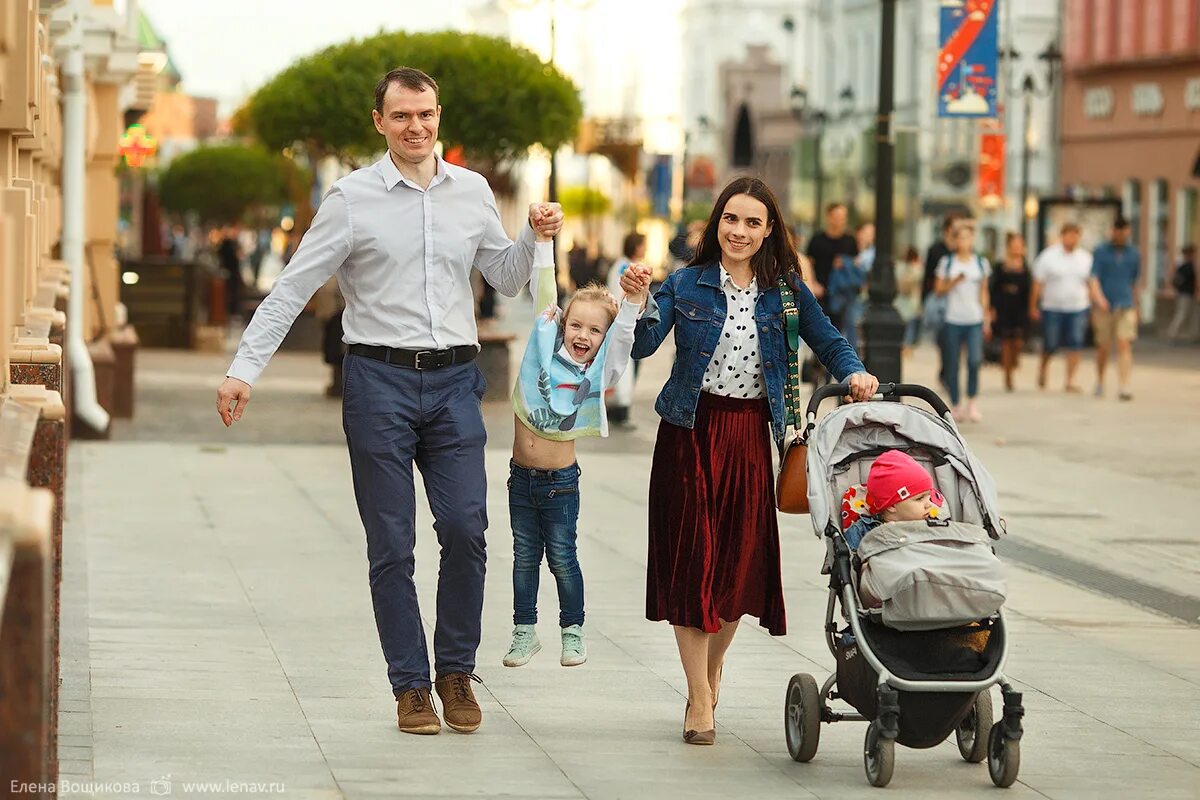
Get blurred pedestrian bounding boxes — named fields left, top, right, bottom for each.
left=607, top=231, right=648, bottom=427
left=217, top=224, right=243, bottom=320
left=215, top=66, right=564, bottom=736
left=844, top=222, right=875, bottom=352
left=627, top=176, right=876, bottom=746
left=1090, top=217, right=1141, bottom=400
left=934, top=219, right=991, bottom=422
left=895, top=246, right=924, bottom=356
left=805, top=202, right=858, bottom=386
left=922, top=213, right=963, bottom=381
left=989, top=231, right=1032, bottom=392
left=314, top=277, right=346, bottom=397
left=805, top=202, right=858, bottom=330
left=1166, top=244, right=1198, bottom=342
left=1031, top=221, right=1092, bottom=393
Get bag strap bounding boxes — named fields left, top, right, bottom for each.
left=780, top=275, right=803, bottom=435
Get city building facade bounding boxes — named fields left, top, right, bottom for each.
left=1058, top=0, right=1200, bottom=322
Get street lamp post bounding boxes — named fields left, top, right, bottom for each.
left=861, top=0, right=905, bottom=385
left=789, top=86, right=854, bottom=234
left=504, top=0, right=593, bottom=203
left=1001, top=41, right=1062, bottom=245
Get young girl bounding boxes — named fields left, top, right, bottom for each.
left=935, top=219, right=992, bottom=422
left=504, top=236, right=649, bottom=668
left=990, top=232, right=1032, bottom=391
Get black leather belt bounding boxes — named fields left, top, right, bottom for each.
left=347, top=344, right=478, bottom=370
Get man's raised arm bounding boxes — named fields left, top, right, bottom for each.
left=475, top=195, right=563, bottom=298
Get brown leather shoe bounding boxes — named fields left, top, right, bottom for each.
left=395, top=687, right=441, bottom=735
left=434, top=673, right=483, bottom=733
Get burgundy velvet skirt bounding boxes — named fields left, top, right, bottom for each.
left=645, top=392, right=786, bottom=636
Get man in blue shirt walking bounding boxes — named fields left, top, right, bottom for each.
left=1090, top=217, right=1141, bottom=401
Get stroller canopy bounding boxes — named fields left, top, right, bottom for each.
left=804, top=402, right=1003, bottom=538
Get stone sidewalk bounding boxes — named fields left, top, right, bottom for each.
left=55, top=332, right=1200, bottom=799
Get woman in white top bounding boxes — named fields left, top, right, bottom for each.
left=934, top=219, right=992, bottom=422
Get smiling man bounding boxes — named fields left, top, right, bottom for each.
left=215, top=67, right=563, bottom=735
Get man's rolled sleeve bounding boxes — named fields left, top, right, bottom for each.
left=226, top=187, right=352, bottom=385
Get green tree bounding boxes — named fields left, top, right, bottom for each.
left=239, top=31, right=582, bottom=172
left=558, top=186, right=612, bottom=219
left=159, top=145, right=295, bottom=225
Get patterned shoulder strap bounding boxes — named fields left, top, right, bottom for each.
left=779, top=275, right=802, bottom=433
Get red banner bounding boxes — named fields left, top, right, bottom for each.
left=978, top=132, right=1005, bottom=202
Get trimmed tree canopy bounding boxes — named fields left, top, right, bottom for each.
left=241, top=31, right=582, bottom=166
left=159, top=145, right=291, bottom=225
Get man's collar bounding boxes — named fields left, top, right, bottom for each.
left=378, top=152, right=453, bottom=191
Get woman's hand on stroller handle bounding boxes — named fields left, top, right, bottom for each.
left=844, top=372, right=880, bottom=403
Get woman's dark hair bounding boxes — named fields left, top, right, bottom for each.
left=688, top=176, right=801, bottom=286
left=903, top=246, right=920, bottom=262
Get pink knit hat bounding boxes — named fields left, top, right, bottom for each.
left=866, top=450, right=934, bottom=515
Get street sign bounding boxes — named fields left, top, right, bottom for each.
left=937, top=0, right=1000, bottom=118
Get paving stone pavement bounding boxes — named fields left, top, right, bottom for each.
left=56, top=313, right=1200, bottom=799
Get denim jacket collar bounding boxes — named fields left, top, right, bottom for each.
left=696, top=263, right=723, bottom=290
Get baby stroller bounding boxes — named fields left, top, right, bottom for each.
left=782, top=383, right=1024, bottom=788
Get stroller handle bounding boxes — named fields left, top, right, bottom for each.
left=804, top=382, right=953, bottom=421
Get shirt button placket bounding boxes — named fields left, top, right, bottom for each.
left=423, top=192, right=443, bottom=349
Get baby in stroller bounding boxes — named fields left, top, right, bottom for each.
left=840, top=449, right=945, bottom=550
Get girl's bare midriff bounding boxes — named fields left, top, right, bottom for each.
left=511, top=415, right=578, bottom=470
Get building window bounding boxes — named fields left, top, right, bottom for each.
left=1147, top=179, right=1171, bottom=305
left=1177, top=187, right=1198, bottom=258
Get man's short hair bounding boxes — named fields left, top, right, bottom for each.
left=1113, top=216, right=1132, bottom=231
left=622, top=232, right=646, bottom=259
left=1183, top=243, right=1196, bottom=257
left=1061, top=221, right=1082, bottom=235
left=825, top=202, right=847, bottom=216
left=374, top=67, right=439, bottom=113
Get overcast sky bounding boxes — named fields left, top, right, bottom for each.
left=139, top=0, right=472, bottom=111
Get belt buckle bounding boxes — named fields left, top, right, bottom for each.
left=413, top=350, right=438, bottom=370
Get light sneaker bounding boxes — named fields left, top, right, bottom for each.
left=560, top=624, right=587, bottom=667
left=1094, top=383, right=1105, bottom=398
left=1118, top=389, right=1134, bottom=402
left=503, top=624, right=541, bottom=667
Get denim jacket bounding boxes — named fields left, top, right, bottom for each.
left=633, top=263, right=865, bottom=449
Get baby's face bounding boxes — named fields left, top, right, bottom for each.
left=882, top=490, right=937, bottom=522
left=563, top=301, right=611, bottom=363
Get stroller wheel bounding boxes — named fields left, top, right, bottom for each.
left=987, top=721, right=1021, bottom=788
left=863, top=720, right=895, bottom=788
left=784, top=673, right=822, bottom=762
left=956, top=690, right=993, bottom=763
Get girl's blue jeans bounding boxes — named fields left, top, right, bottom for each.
left=941, top=322, right=984, bottom=405
left=508, top=460, right=584, bottom=628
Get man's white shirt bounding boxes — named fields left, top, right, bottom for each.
left=1032, top=243, right=1093, bottom=313
left=227, top=154, right=536, bottom=385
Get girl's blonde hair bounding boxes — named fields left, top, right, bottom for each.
left=563, top=283, right=619, bottom=326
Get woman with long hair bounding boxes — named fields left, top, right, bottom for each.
left=934, top=218, right=992, bottom=421
left=622, top=177, right=878, bottom=745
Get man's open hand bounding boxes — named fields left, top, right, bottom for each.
left=216, top=377, right=252, bottom=427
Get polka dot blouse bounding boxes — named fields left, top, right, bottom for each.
left=702, top=265, right=765, bottom=399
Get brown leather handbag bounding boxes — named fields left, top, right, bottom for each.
left=776, top=277, right=810, bottom=514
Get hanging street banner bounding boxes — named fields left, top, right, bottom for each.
left=937, top=0, right=1000, bottom=118
left=978, top=131, right=1006, bottom=203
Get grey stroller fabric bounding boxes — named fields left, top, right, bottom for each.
left=858, top=520, right=1007, bottom=631
left=805, top=402, right=1002, bottom=537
